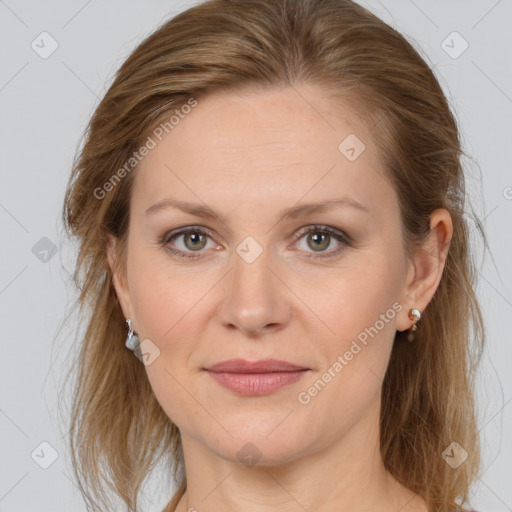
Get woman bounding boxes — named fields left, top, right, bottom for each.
left=62, top=0, right=486, bottom=511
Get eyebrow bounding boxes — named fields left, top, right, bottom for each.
left=145, top=197, right=369, bottom=224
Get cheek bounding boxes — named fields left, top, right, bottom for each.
left=126, top=252, right=208, bottom=426
left=294, top=268, right=400, bottom=439
left=299, top=257, right=401, bottom=342
left=127, top=247, right=207, bottom=341
left=297, top=256, right=402, bottom=390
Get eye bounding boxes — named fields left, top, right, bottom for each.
left=159, top=226, right=218, bottom=259
left=292, top=225, right=351, bottom=259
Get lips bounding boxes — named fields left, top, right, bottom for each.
left=203, top=358, right=310, bottom=396
left=205, top=358, right=309, bottom=373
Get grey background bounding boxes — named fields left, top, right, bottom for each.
left=0, top=0, right=511, bottom=511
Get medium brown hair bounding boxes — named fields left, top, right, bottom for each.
left=61, top=0, right=486, bottom=510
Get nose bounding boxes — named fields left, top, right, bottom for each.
left=215, top=244, right=292, bottom=337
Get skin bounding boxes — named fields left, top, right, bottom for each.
left=108, top=84, right=452, bottom=512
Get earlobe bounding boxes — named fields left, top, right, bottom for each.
left=396, top=260, right=417, bottom=332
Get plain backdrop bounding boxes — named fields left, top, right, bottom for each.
left=0, top=1, right=511, bottom=511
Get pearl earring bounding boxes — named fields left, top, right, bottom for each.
left=125, top=318, right=140, bottom=351
left=407, top=308, right=421, bottom=342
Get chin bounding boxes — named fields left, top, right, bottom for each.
left=215, top=437, right=309, bottom=468
left=203, top=413, right=316, bottom=467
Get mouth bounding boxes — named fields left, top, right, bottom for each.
left=203, top=358, right=311, bottom=396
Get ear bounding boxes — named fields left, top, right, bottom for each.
left=396, top=208, right=453, bottom=332
left=106, top=234, right=134, bottom=322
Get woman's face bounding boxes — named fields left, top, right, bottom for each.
left=111, top=84, right=419, bottom=465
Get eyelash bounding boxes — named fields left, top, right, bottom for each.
left=158, top=225, right=352, bottom=261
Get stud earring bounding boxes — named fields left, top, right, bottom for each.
left=125, top=318, right=140, bottom=351
left=407, top=308, right=421, bottom=342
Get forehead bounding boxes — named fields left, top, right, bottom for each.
left=132, top=84, right=395, bottom=221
